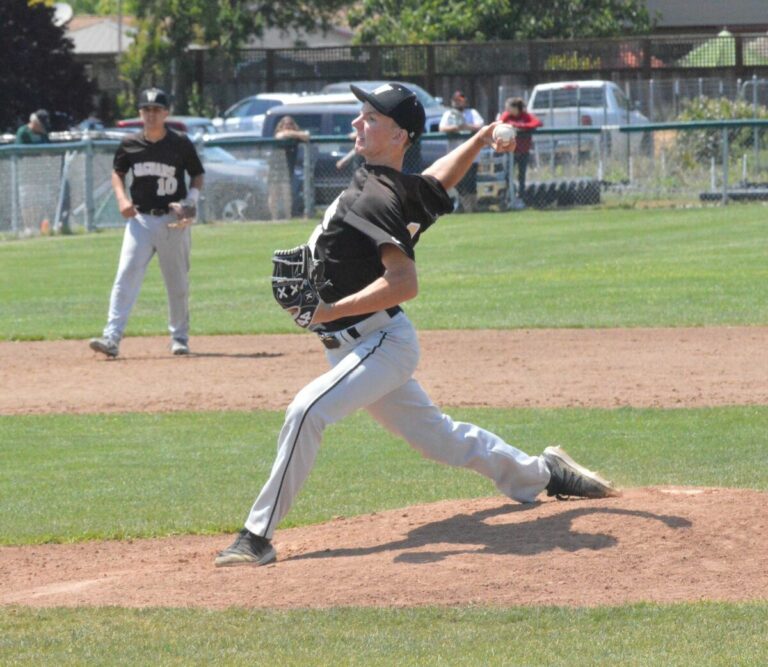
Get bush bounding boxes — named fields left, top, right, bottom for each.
left=673, top=97, right=768, bottom=168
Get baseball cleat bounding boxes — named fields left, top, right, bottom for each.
left=89, top=336, right=119, bottom=358
left=542, top=445, right=620, bottom=499
left=215, top=529, right=276, bottom=567
left=171, top=339, right=190, bottom=355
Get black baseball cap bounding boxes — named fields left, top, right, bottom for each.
left=350, top=83, right=425, bottom=142
left=138, top=87, right=169, bottom=109
left=32, top=109, right=50, bottom=130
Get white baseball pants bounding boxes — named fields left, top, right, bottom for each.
left=245, top=310, right=551, bottom=539
left=102, top=213, right=191, bottom=343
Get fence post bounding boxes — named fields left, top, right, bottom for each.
left=84, top=139, right=95, bottom=231
left=734, top=34, right=744, bottom=81
left=527, top=41, right=539, bottom=89
left=368, top=45, right=381, bottom=79
left=721, top=126, right=729, bottom=205
left=195, top=137, right=207, bottom=224
left=426, top=44, right=436, bottom=97
left=642, top=38, right=652, bottom=81
left=648, top=78, right=655, bottom=122
left=266, top=50, right=276, bottom=92
left=303, top=141, right=314, bottom=219
left=10, top=151, right=20, bottom=233
left=752, top=74, right=760, bottom=173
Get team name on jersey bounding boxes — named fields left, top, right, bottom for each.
left=133, top=162, right=176, bottom=178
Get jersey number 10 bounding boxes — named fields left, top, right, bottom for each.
left=157, top=177, right=178, bottom=196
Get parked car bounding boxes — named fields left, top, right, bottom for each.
left=527, top=80, right=651, bottom=161
left=212, top=93, right=301, bottom=134
left=116, top=116, right=216, bottom=139
left=321, top=80, right=449, bottom=133
left=199, top=145, right=269, bottom=221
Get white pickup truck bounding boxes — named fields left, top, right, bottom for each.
left=527, top=80, right=650, bottom=161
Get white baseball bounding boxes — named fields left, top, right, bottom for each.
left=492, top=124, right=516, bottom=145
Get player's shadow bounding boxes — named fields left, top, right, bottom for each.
left=187, top=351, right=284, bottom=359
left=100, top=351, right=284, bottom=361
left=289, top=503, right=692, bottom=564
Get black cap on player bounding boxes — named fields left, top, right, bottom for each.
left=351, top=83, right=425, bottom=143
left=138, top=87, right=169, bottom=109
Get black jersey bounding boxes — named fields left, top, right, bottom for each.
left=312, top=163, right=453, bottom=331
left=113, top=129, right=205, bottom=211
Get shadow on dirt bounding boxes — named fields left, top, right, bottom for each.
left=290, top=502, right=692, bottom=564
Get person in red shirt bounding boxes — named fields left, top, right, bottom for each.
left=499, top=97, right=542, bottom=209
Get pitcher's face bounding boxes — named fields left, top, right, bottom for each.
left=351, top=102, right=407, bottom=164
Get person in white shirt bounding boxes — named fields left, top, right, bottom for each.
left=439, top=90, right=484, bottom=212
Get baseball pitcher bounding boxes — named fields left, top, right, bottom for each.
left=215, top=83, right=619, bottom=567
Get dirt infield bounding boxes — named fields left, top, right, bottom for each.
left=1, top=327, right=767, bottom=608
left=3, top=326, right=767, bottom=414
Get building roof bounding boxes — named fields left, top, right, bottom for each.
left=246, top=25, right=353, bottom=49
left=646, top=0, right=768, bottom=31
left=66, top=15, right=136, bottom=54
left=64, top=15, right=351, bottom=55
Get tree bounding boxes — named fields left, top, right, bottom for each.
left=0, top=0, right=97, bottom=131
left=348, top=0, right=654, bottom=44
left=119, top=0, right=348, bottom=115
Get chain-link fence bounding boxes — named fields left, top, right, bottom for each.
left=3, top=119, right=768, bottom=235
left=0, top=140, right=119, bottom=235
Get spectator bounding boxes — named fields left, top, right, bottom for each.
left=439, top=90, right=484, bottom=212
left=268, top=115, right=309, bottom=220
left=16, top=109, right=50, bottom=144
left=499, top=97, right=543, bottom=209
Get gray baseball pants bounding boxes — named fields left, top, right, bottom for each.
left=102, top=212, right=191, bottom=343
left=245, top=310, right=551, bottom=539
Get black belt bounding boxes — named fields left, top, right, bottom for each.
left=318, top=306, right=402, bottom=349
left=138, top=206, right=170, bottom=216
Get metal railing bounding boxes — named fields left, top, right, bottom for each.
left=3, top=119, right=768, bottom=235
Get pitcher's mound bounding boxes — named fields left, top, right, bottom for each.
left=2, top=487, right=766, bottom=609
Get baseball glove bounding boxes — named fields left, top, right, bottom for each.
left=271, top=244, right=328, bottom=329
left=168, top=198, right=197, bottom=228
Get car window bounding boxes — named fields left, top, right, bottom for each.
left=281, top=113, right=323, bottom=135
left=251, top=99, right=282, bottom=116
left=531, top=87, right=605, bottom=109
left=226, top=98, right=272, bottom=118
left=410, top=87, right=439, bottom=108
left=612, top=87, right=632, bottom=112
left=225, top=100, right=252, bottom=118
left=201, top=146, right=236, bottom=162
left=330, top=113, right=356, bottom=136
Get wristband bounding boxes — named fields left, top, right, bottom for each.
left=187, top=187, right=200, bottom=204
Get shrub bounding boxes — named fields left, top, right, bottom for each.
left=673, top=97, right=768, bottom=168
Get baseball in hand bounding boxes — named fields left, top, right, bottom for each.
left=492, top=124, right=516, bottom=147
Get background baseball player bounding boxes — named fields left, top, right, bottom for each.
left=89, top=88, right=204, bottom=358
left=215, top=83, right=619, bottom=567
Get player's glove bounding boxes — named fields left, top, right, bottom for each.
left=271, top=244, right=329, bottom=329
left=168, top=198, right=197, bottom=229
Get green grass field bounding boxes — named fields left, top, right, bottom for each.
left=1, top=206, right=767, bottom=664
left=1, top=205, right=767, bottom=340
